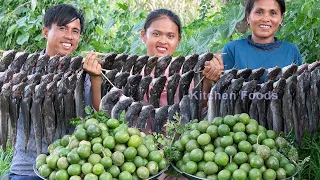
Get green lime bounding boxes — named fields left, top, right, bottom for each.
left=190, top=148, right=204, bottom=162
left=204, top=161, right=218, bottom=175
left=92, top=143, right=104, bottom=154
left=206, top=125, right=219, bottom=139
left=173, top=140, right=185, bottom=152
left=115, top=131, right=130, bottom=143
left=239, top=163, right=251, bottom=174
left=223, top=115, right=237, bottom=127
left=224, top=162, right=238, bottom=173
left=57, top=157, right=69, bottom=169
left=133, top=156, right=145, bottom=167
left=108, top=165, right=120, bottom=178
left=46, top=154, right=59, bottom=169
left=87, top=124, right=102, bottom=138
left=266, top=156, right=280, bottom=170
left=232, top=169, right=247, bottom=180
left=103, top=136, right=115, bottom=149
left=118, top=171, right=132, bottom=180
left=124, top=146, right=137, bottom=160
left=189, top=129, right=201, bottom=139
left=203, top=144, right=215, bottom=152
left=106, top=118, right=119, bottom=129
left=284, top=163, right=296, bottom=177
left=137, top=144, right=149, bottom=158
left=75, top=128, right=87, bottom=141
left=127, top=127, right=141, bottom=136
left=218, top=169, right=231, bottom=180
left=263, top=169, right=276, bottom=180
left=121, top=162, right=136, bottom=173
left=214, top=152, right=229, bottom=166
left=246, top=123, right=258, bottom=135
left=147, top=161, right=159, bottom=175
left=197, top=133, right=211, bottom=146
left=67, top=164, right=81, bottom=176
left=92, top=163, right=104, bottom=175
left=85, top=118, right=99, bottom=129
left=55, top=169, right=68, bottom=180
left=238, top=140, right=252, bottom=154
left=220, top=136, right=233, bottom=148
left=114, top=144, right=127, bottom=152
left=77, top=144, right=91, bottom=159
left=100, top=157, right=112, bottom=169
left=99, top=172, right=113, bottom=180
left=275, top=137, right=288, bottom=149
left=88, top=154, right=102, bottom=165
left=212, top=117, right=224, bottom=126
left=81, top=162, right=93, bottom=175
left=136, top=166, right=149, bottom=179
left=218, top=124, right=230, bottom=136
left=233, top=132, right=247, bottom=144
left=239, top=113, right=250, bottom=125
left=111, top=151, right=125, bottom=166
left=186, top=139, right=199, bottom=152
left=266, top=130, right=277, bottom=139
left=184, top=161, right=197, bottom=174
left=249, top=168, right=262, bottom=180
left=204, top=151, right=215, bottom=162
left=234, top=152, right=248, bottom=165
left=256, top=145, right=270, bottom=160
left=148, top=151, right=162, bottom=163
left=250, top=155, right=264, bottom=169
left=276, top=168, right=287, bottom=179
left=233, top=122, right=246, bottom=132
left=225, top=146, right=237, bottom=157
left=198, top=120, right=210, bottom=133
left=262, top=139, right=276, bottom=149
left=128, top=135, right=142, bottom=148
left=38, top=164, right=52, bottom=178
left=67, top=151, right=80, bottom=164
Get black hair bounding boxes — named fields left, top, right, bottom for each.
left=44, top=4, right=84, bottom=33
left=245, top=0, right=286, bottom=15
left=143, top=8, right=182, bottom=35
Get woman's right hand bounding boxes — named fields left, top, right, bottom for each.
left=203, top=54, right=224, bottom=82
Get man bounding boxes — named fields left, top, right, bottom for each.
left=9, top=4, right=85, bottom=179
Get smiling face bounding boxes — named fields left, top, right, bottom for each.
left=42, top=18, right=81, bottom=56
left=141, top=16, right=181, bottom=57
left=247, top=0, right=284, bottom=44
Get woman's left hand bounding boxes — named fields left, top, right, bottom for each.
left=203, top=53, right=224, bottom=82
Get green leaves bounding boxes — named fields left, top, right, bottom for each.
left=16, top=33, right=29, bottom=45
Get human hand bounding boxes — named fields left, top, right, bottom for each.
left=83, top=51, right=102, bottom=77
left=203, top=53, right=224, bottom=82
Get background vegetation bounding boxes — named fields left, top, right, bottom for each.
left=0, top=0, right=319, bottom=178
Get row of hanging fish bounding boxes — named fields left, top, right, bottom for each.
left=0, top=50, right=87, bottom=154
left=207, top=62, right=320, bottom=146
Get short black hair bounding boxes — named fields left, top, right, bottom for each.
left=44, top=4, right=84, bottom=33
left=144, top=8, right=182, bottom=35
left=246, top=0, right=286, bottom=15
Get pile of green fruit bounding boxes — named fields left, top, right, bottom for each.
left=35, top=117, right=167, bottom=180
left=172, top=113, right=297, bottom=180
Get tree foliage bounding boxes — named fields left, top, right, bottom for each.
left=0, top=0, right=319, bottom=63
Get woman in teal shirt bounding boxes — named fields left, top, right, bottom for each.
left=220, top=0, right=302, bottom=76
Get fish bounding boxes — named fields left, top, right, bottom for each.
left=9, top=82, right=26, bottom=149
left=101, top=69, right=118, bottom=96
left=35, top=54, right=50, bottom=74
left=154, top=105, right=169, bottom=133
left=54, top=77, right=66, bottom=138
left=46, top=55, right=60, bottom=73
left=308, top=61, right=320, bottom=72
left=112, top=54, right=128, bottom=71
left=8, top=51, right=29, bottom=73
left=166, top=73, right=181, bottom=105
left=179, top=70, right=194, bottom=100
left=0, top=83, right=11, bottom=151
left=237, top=68, right=252, bottom=80
left=135, top=75, right=152, bottom=101
left=132, top=55, right=149, bottom=74
left=168, top=103, right=180, bottom=122
left=20, top=83, right=36, bottom=151
left=180, top=95, right=191, bottom=125
left=256, top=80, right=274, bottom=128
left=111, top=95, right=133, bottom=120
left=154, top=55, right=172, bottom=78
left=249, top=86, right=260, bottom=121
left=224, top=68, right=238, bottom=78
left=144, top=56, right=158, bottom=76
left=270, top=78, right=286, bottom=134
left=10, top=71, right=27, bottom=85
left=100, top=87, right=122, bottom=116
left=264, top=66, right=281, bottom=82
left=249, top=67, right=265, bottom=81
left=75, top=69, right=86, bottom=118
left=208, top=73, right=235, bottom=121
left=168, top=55, right=185, bottom=76
left=294, top=70, right=311, bottom=146
left=122, top=54, right=138, bottom=73
left=68, top=56, right=83, bottom=72
left=53, top=72, right=63, bottom=82
left=0, top=69, right=14, bottom=90
left=193, top=53, right=213, bottom=120
left=282, top=75, right=297, bottom=134
left=221, top=78, right=244, bottom=117
left=41, top=73, right=54, bottom=84
left=21, top=52, right=40, bottom=74
left=123, top=74, right=142, bottom=99
left=102, top=52, right=117, bottom=70
left=57, top=54, right=71, bottom=73
left=280, top=64, right=297, bottom=79
left=190, top=88, right=199, bottom=121
left=64, top=74, right=76, bottom=135
left=26, top=73, right=41, bottom=85
left=295, top=64, right=308, bottom=76
left=149, top=75, right=167, bottom=108
left=124, top=101, right=143, bottom=127
left=240, top=80, right=258, bottom=113
left=31, top=81, right=47, bottom=155
left=182, top=54, right=199, bottom=74
left=43, top=81, right=57, bottom=145
left=113, top=72, right=130, bottom=89
left=136, top=105, right=155, bottom=132
left=0, top=50, right=17, bottom=72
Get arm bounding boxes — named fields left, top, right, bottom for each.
left=202, top=54, right=224, bottom=107
left=83, top=52, right=102, bottom=111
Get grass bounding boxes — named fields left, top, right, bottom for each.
left=0, top=142, right=13, bottom=178
left=297, top=131, right=320, bottom=180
